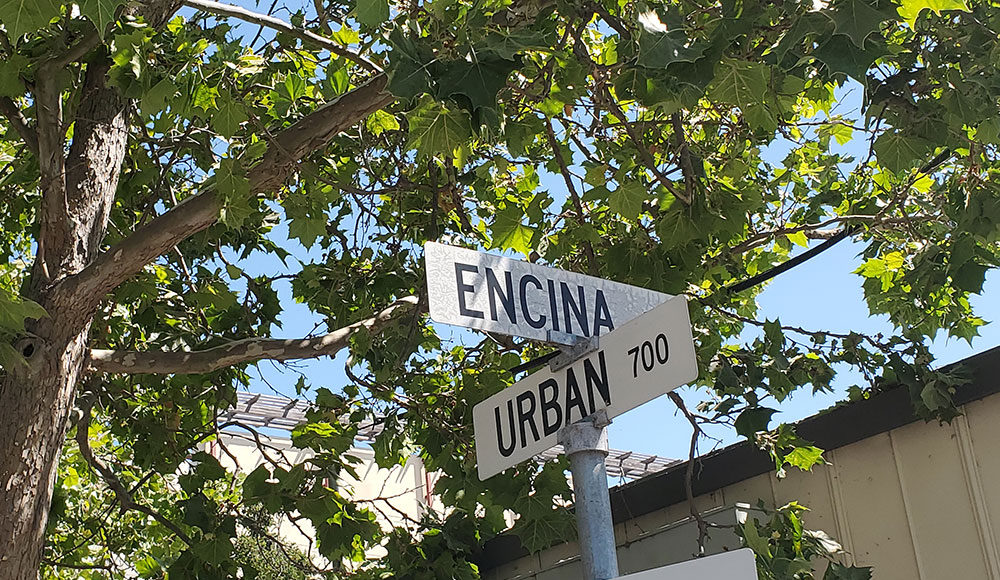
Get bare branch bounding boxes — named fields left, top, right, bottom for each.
left=56, top=74, right=393, bottom=314
left=182, top=0, right=380, bottom=72
left=545, top=119, right=599, bottom=275
left=87, top=295, right=422, bottom=375
left=0, top=97, right=38, bottom=156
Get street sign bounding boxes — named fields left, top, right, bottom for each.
left=617, top=548, right=758, bottom=580
left=424, top=242, right=670, bottom=344
left=472, top=296, right=697, bottom=479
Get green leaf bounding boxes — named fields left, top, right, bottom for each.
left=742, top=517, right=772, bottom=559
left=707, top=59, right=770, bottom=110
left=873, top=131, right=934, bottom=173
left=734, top=407, right=778, bottom=438
left=490, top=206, right=534, bottom=256
left=0, top=291, right=47, bottom=333
left=812, top=37, right=883, bottom=81
left=216, top=158, right=253, bottom=228
left=405, top=97, right=472, bottom=159
left=953, top=262, right=988, bottom=293
left=366, top=109, right=400, bottom=135
left=386, top=28, right=435, bottom=99
left=140, top=77, right=177, bottom=117
left=786, top=230, right=809, bottom=248
left=784, top=445, right=825, bottom=471
left=636, top=10, right=705, bottom=68
left=0, top=0, right=60, bottom=38
left=609, top=182, right=646, bottom=220
left=896, top=0, right=970, bottom=27
left=0, top=54, right=27, bottom=98
left=437, top=54, right=519, bottom=113
left=355, top=0, right=389, bottom=28
left=77, top=0, right=124, bottom=38
left=211, top=94, right=247, bottom=139
left=829, top=0, right=887, bottom=47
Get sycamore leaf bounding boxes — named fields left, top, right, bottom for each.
left=490, top=206, right=535, bottom=256
left=0, top=0, right=60, bottom=38
left=734, top=407, right=778, bottom=438
left=437, top=54, right=519, bottom=113
left=366, top=109, right=400, bottom=135
left=0, top=291, right=47, bottom=333
left=140, top=77, right=177, bottom=118
left=829, top=0, right=887, bottom=47
left=812, top=37, right=883, bottom=80
left=0, top=54, right=27, bottom=99
left=77, top=0, right=124, bottom=38
left=406, top=97, right=472, bottom=159
left=609, top=182, right=646, bottom=220
left=897, top=0, right=970, bottom=27
left=707, top=59, right=770, bottom=110
left=216, top=158, right=253, bottom=228
left=386, top=28, right=436, bottom=99
left=784, top=445, right=825, bottom=471
left=873, top=131, right=934, bottom=173
left=212, top=94, right=248, bottom=139
left=355, top=0, right=389, bottom=28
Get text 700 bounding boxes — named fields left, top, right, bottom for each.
left=628, top=333, right=670, bottom=378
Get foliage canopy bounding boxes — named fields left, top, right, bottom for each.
left=0, top=0, right=998, bottom=577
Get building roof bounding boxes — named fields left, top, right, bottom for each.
left=221, top=391, right=681, bottom=480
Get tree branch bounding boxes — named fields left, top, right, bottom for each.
left=55, top=74, right=393, bottom=314
left=182, top=0, right=380, bottom=72
left=0, top=97, right=38, bottom=156
left=87, top=295, right=422, bottom=375
left=75, top=405, right=193, bottom=544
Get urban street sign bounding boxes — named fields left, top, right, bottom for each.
left=472, top=296, right=697, bottom=480
left=617, top=548, right=758, bottom=580
left=424, top=242, right=670, bottom=344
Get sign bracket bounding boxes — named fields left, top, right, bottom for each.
left=549, top=335, right=600, bottom=372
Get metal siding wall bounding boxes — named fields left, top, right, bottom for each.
left=890, top=418, right=991, bottom=578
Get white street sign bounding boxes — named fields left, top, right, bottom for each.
left=424, top=242, right=670, bottom=343
left=472, top=296, right=697, bottom=480
left=617, top=548, right=758, bottom=580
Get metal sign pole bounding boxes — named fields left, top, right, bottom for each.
left=559, top=409, right=619, bottom=580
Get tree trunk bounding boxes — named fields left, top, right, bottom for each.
left=0, top=325, right=92, bottom=578
left=0, top=56, right=129, bottom=578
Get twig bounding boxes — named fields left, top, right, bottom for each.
left=667, top=392, right=709, bottom=557
left=182, top=0, right=380, bottom=72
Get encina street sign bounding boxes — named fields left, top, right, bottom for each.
left=424, top=242, right=671, bottom=343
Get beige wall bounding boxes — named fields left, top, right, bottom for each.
left=487, top=391, right=1000, bottom=580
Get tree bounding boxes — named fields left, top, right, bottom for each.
left=0, top=0, right=997, bottom=577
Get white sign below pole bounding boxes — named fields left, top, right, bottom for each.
left=424, top=242, right=670, bottom=344
left=472, top=295, right=697, bottom=480
left=617, top=548, right=758, bottom=580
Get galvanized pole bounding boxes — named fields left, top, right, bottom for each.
left=559, top=410, right=620, bottom=580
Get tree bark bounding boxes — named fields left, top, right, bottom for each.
left=0, top=57, right=129, bottom=579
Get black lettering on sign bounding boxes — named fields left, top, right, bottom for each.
left=520, top=274, right=546, bottom=329
left=538, top=378, right=562, bottom=436
left=564, top=368, right=588, bottom=424
left=486, top=268, right=516, bottom=323
left=583, top=351, right=610, bottom=412
left=495, top=400, right=516, bottom=457
left=547, top=279, right=560, bottom=332
left=629, top=333, right=670, bottom=378
left=560, top=282, right=589, bottom=336
left=593, top=290, right=613, bottom=335
left=516, top=390, right=540, bottom=448
left=455, top=263, right=484, bottom=319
